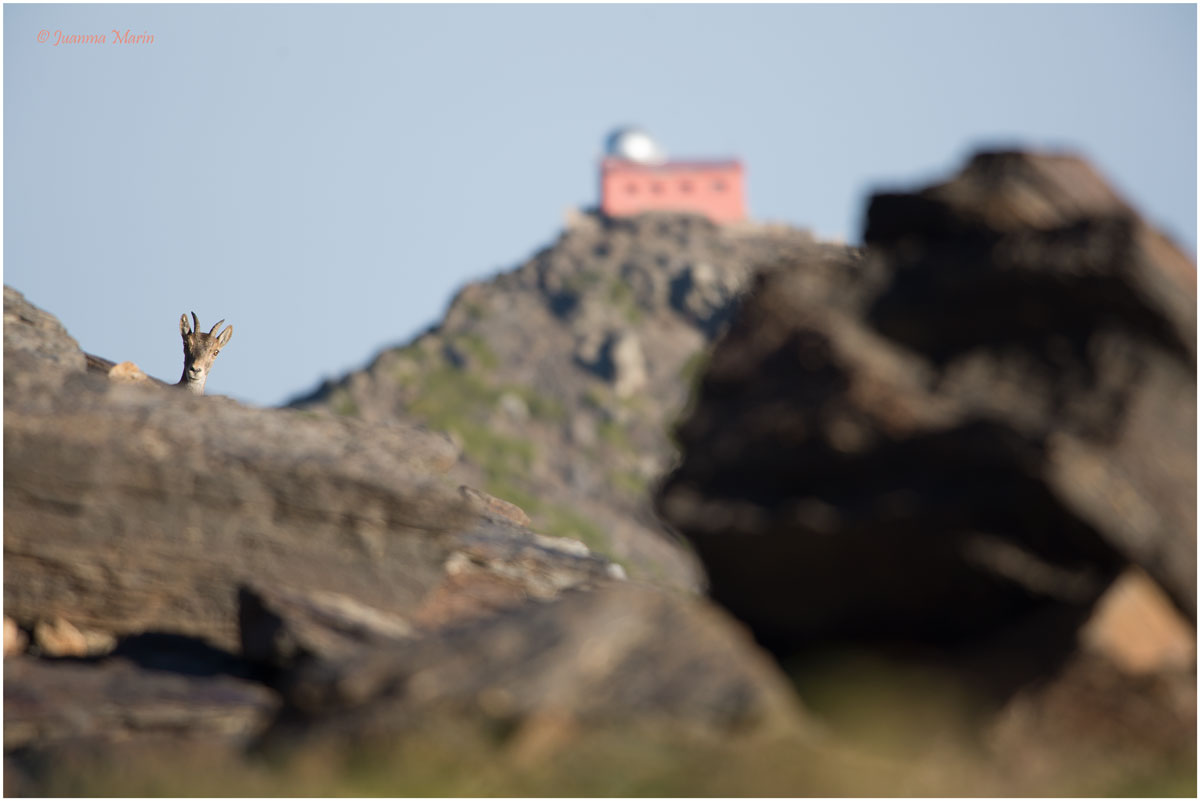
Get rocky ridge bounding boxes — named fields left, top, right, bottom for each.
left=289, top=212, right=825, bottom=589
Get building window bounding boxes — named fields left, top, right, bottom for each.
left=680, top=180, right=694, bottom=193
left=626, top=182, right=639, bottom=195
left=713, top=179, right=727, bottom=192
left=651, top=182, right=665, bottom=194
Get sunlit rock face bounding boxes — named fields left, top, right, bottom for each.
left=289, top=210, right=826, bottom=591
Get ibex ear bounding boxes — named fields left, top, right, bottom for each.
left=180, top=313, right=192, bottom=336
left=217, top=324, right=233, bottom=347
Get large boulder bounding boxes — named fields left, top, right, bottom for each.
left=5, top=344, right=467, bottom=650
left=254, top=581, right=806, bottom=751
left=658, top=152, right=1195, bottom=689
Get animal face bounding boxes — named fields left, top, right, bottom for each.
left=179, top=312, right=233, bottom=393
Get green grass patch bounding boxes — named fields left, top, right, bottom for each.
left=538, top=503, right=611, bottom=555
left=452, top=332, right=500, bottom=370
left=565, top=268, right=604, bottom=294
left=597, top=418, right=633, bottom=452
left=463, top=301, right=488, bottom=321
left=483, top=477, right=543, bottom=517
left=511, top=386, right=566, bottom=423
left=582, top=386, right=610, bottom=412
left=610, top=469, right=649, bottom=498
left=407, top=366, right=499, bottom=431
left=330, top=388, right=359, bottom=417
left=678, top=349, right=709, bottom=388
left=607, top=278, right=643, bottom=324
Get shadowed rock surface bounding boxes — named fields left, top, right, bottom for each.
left=4, top=655, right=280, bottom=752
left=658, top=151, right=1195, bottom=697
left=254, top=581, right=805, bottom=751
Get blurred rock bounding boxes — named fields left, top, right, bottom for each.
left=409, top=521, right=623, bottom=631
left=985, top=651, right=1196, bottom=795
left=107, top=360, right=148, bottom=383
left=3, top=288, right=623, bottom=660
left=4, top=289, right=475, bottom=651
left=9, top=284, right=758, bottom=791
left=459, top=485, right=532, bottom=527
left=658, top=151, right=1195, bottom=689
left=5, top=376, right=467, bottom=651
left=31, top=618, right=88, bottom=658
left=2, top=286, right=86, bottom=379
left=3, top=656, right=279, bottom=751
left=865, top=151, right=1196, bottom=617
left=262, top=582, right=808, bottom=749
left=609, top=331, right=648, bottom=398
left=1079, top=568, right=1196, bottom=675
left=239, top=583, right=417, bottom=669
left=32, top=617, right=115, bottom=659
left=5, top=617, right=28, bottom=658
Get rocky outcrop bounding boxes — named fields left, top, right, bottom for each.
left=3, top=286, right=86, bottom=378
left=4, top=655, right=279, bottom=752
left=658, top=151, right=1194, bottom=710
left=6, top=346, right=466, bottom=650
left=256, top=582, right=804, bottom=752
left=289, top=212, right=821, bottom=591
left=3, top=286, right=813, bottom=795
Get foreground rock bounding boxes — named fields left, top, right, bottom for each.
left=3, top=286, right=813, bottom=795
left=4, top=655, right=279, bottom=753
left=6, top=352, right=465, bottom=650
left=254, top=581, right=804, bottom=753
left=660, top=152, right=1194, bottom=668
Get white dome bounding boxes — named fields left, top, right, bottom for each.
left=605, top=127, right=667, bottom=164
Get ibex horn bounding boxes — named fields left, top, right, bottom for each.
left=191, top=312, right=200, bottom=334
left=209, top=319, right=225, bottom=336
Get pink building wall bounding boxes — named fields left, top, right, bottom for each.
left=600, top=158, right=746, bottom=223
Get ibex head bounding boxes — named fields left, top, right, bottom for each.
left=178, top=312, right=233, bottom=395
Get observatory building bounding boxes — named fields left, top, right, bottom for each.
left=599, top=128, right=746, bottom=223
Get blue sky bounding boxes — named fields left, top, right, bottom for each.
left=5, top=4, right=1195, bottom=407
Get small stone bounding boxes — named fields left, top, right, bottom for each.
left=107, top=361, right=147, bottom=382
left=1080, top=568, right=1196, bottom=674
left=569, top=414, right=597, bottom=448
left=531, top=532, right=591, bottom=558
left=34, top=617, right=89, bottom=657
left=460, top=485, right=533, bottom=527
left=5, top=616, right=28, bottom=657
left=498, top=391, right=530, bottom=423
left=610, top=332, right=648, bottom=398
